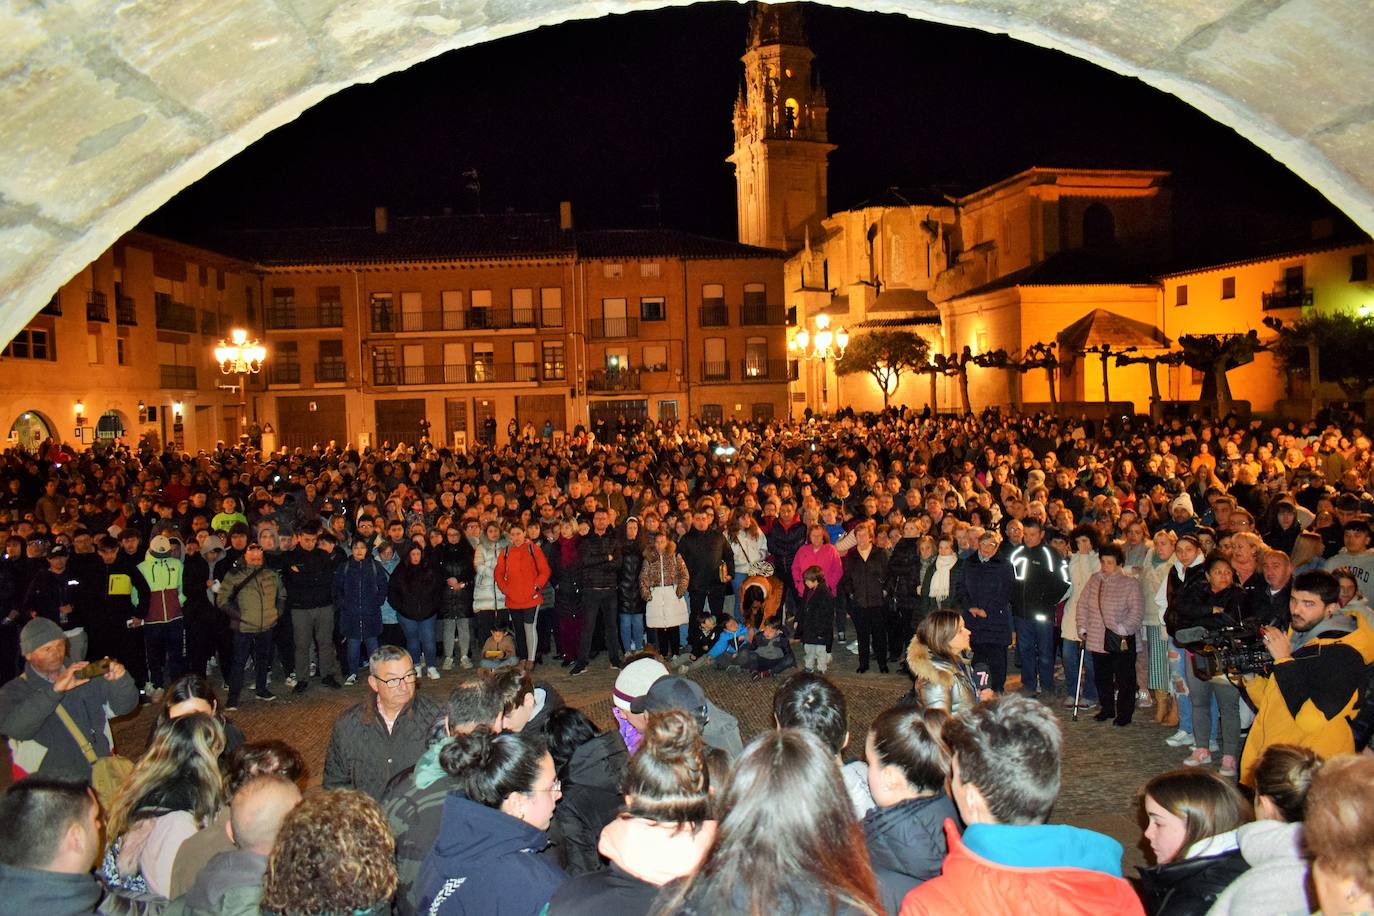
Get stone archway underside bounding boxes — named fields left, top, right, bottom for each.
left=3, top=0, right=1373, bottom=347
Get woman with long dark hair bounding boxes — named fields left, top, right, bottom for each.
left=1139, top=769, right=1253, bottom=916
left=549, top=709, right=715, bottom=914
left=388, top=542, right=443, bottom=679
left=655, top=728, right=882, bottom=916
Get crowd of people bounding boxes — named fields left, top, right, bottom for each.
left=0, top=403, right=1372, bottom=914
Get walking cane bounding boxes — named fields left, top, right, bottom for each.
left=1071, top=647, right=1086, bottom=722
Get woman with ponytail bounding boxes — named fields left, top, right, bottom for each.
left=548, top=709, right=717, bottom=914
left=414, top=728, right=567, bottom=915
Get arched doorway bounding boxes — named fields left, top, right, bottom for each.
left=8, top=411, right=53, bottom=453
left=95, top=410, right=127, bottom=442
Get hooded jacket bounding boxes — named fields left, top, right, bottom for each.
left=495, top=540, right=551, bottom=610
left=135, top=552, right=185, bottom=623
left=553, top=729, right=628, bottom=877
left=901, top=820, right=1143, bottom=916
left=1205, top=821, right=1310, bottom=916
left=1009, top=544, right=1070, bottom=620
left=738, top=574, right=784, bottom=629
left=766, top=513, right=807, bottom=577
left=0, top=861, right=101, bottom=916
left=383, top=737, right=463, bottom=916
left=333, top=555, right=389, bottom=639
left=547, top=816, right=716, bottom=916
left=415, top=793, right=567, bottom=916
left=863, top=793, right=959, bottom=915
left=797, top=585, right=837, bottom=648
left=435, top=538, right=477, bottom=619
left=906, top=640, right=978, bottom=716
left=1240, top=610, right=1374, bottom=783
left=389, top=556, right=443, bottom=622
left=1139, top=845, right=1248, bottom=916
left=956, top=551, right=1015, bottom=646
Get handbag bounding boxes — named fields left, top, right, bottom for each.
left=719, top=560, right=731, bottom=584
left=1105, top=633, right=1136, bottom=654
left=54, top=702, right=133, bottom=812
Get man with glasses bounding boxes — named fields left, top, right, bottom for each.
left=322, top=645, right=442, bottom=801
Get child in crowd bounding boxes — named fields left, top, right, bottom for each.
left=745, top=620, right=794, bottom=681
left=690, top=615, right=756, bottom=672
left=479, top=622, right=518, bottom=669
left=798, top=565, right=836, bottom=673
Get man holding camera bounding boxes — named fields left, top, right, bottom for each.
left=1240, top=569, right=1374, bottom=785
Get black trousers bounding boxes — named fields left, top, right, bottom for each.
left=688, top=589, right=726, bottom=629
left=885, top=605, right=913, bottom=663
left=970, top=641, right=1009, bottom=693
left=578, top=587, right=621, bottom=664
left=653, top=626, right=681, bottom=657
left=229, top=630, right=273, bottom=703
left=270, top=610, right=295, bottom=678
left=1092, top=648, right=1138, bottom=724
left=854, top=605, right=887, bottom=671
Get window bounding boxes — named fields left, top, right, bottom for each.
left=1175, top=284, right=1188, bottom=306
left=701, top=283, right=727, bottom=326
left=1221, top=276, right=1235, bottom=299
left=744, top=337, right=768, bottom=378
left=470, top=289, right=492, bottom=329
left=473, top=343, right=495, bottom=382
left=1284, top=266, right=1305, bottom=291
left=541, top=288, right=563, bottom=328
left=441, top=290, right=464, bottom=330
left=1351, top=254, right=1368, bottom=282
left=87, top=332, right=100, bottom=364
left=752, top=402, right=775, bottom=423
left=703, top=337, right=728, bottom=381
left=511, top=288, right=535, bottom=326
left=743, top=283, right=766, bottom=308
left=318, top=339, right=345, bottom=382
left=603, top=263, right=623, bottom=279
left=640, top=262, right=660, bottom=279
left=640, top=297, right=666, bottom=321
left=271, top=341, right=301, bottom=384
left=370, top=293, right=395, bottom=332
left=643, top=344, right=668, bottom=371
left=702, top=283, right=725, bottom=308
left=373, top=345, right=398, bottom=385
left=317, top=286, right=343, bottom=325
left=701, top=403, right=723, bottom=426
left=975, top=329, right=989, bottom=352
left=116, top=336, right=126, bottom=366
left=4, top=329, right=53, bottom=360
left=542, top=342, right=566, bottom=380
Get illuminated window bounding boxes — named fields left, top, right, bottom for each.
left=640, top=262, right=660, bottom=279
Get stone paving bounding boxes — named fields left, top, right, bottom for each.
left=5, top=647, right=1187, bottom=873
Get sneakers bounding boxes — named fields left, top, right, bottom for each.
left=226, top=700, right=240, bottom=712
left=1218, top=755, right=1238, bottom=778
left=460, top=656, right=473, bottom=669
left=569, top=660, right=588, bottom=676
left=1165, top=729, right=1194, bottom=747
left=284, top=674, right=299, bottom=689
left=309, top=661, right=318, bottom=677
left=255, top=690, right=276, bottom=702
left=344, top=673, right=357, bottom=686
left=426, top=666, right=441, bottom=680
left=321, top=676, right=343, bottom=689
left=1183, top=748, right=1213, bottom=767
left=1137, top=689, right=1154, bottom=708
left=441, top=657, right=454, bottom=671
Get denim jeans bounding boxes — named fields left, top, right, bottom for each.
left=398, top=615, right=438, bottom=669
left=619, top=613, right=645, bottom=653
left=1014, top=615, right=1056, bottom=693
left=1061, top=638, right=1099, bottom=703
left=345, top=637, right=380, bottom=675
left=144, top=619, right=185, bottom=689
left=1169, top=640, right=1221, bottom=742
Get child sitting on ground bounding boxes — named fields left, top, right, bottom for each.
left=689, top=615, right=756, bottom=672
left=797, top=565, right=836, bottom=674
left=686, top=613, right=718, bottom=663
left=745, top=620, right=794, bottom=681
left=479, top=622, right=518, bottom=669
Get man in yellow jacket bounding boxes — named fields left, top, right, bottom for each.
left=1242, top=569, right=1374, bottom=785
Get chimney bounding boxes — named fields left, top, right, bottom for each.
left=374, top=206, right=389, bottom=234
left=559, top=201, right=574, bottom=232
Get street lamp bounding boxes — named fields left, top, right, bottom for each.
left=215, top=328, right=267, bottom=439
left=789, top=313, right=850, bottom=411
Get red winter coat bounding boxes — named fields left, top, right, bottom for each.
left=495, top=542, right=551, bottom=610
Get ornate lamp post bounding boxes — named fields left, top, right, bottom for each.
left=789, top=313, right=849, bottom=411
left=214, top=328, right=266, bottom=442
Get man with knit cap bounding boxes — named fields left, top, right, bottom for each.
left=0, top=617, right=138, bottom=781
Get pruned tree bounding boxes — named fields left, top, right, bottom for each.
left=1267, top=312, right=1374, bottom=401
left=932, top=346, right=976, bottom=413
left=974, top=342, right=1060, bottom=409
left=1177, top=330, right=1268, bottom=416
left=1115, top=347, right=1185, bottom=416
left=833, top=330, right=930, bottom=409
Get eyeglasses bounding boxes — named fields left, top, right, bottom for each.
left=372, top=670, right=419, bottom=688
left=527, top=780, right=562, bottom=795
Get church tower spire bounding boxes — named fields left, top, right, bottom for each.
left=728, top=2, right=835, bottom=252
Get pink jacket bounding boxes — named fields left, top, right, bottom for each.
left=1077, top=570, right=1144, bottom=654
left=792, top=543, right=842, bottom=596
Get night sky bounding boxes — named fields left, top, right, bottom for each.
left=143, top=2, right=1344, bottom=257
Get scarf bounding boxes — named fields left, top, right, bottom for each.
left=930, top=554, right=957, bottom=600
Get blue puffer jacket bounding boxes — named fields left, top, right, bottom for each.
left=415, top=793, right=566, bottom=916
left=333, top=556, right=389, bottom=639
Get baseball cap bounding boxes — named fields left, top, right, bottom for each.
left=630, top=675, right=708, bottom=726
left=149, top=535, right=175, bottom=558
left=47, top=544, right=69, bottom=558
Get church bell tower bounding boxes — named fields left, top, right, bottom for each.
left=728, top=2, right=835, bottom=253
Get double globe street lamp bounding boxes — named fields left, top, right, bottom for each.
left=789, top=312, right=849, bottom=411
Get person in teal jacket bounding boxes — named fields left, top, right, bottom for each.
left=133, top=534, right=186, bottom=700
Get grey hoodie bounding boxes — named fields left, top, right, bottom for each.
left=1205, top=820, right=1310, bottom=916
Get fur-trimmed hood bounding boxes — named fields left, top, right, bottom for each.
left=907, top=638, right=958, bottom=687
left=740, top=574, right=783, bottom=629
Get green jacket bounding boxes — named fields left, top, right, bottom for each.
left=217, top=563, right=283, bottom=633
left=135, top=554, right=185, bottom=623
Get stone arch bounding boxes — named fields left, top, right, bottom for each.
left=5, top=0, right=1373, bottom=353
left=95, top=408, right=129, bottom=441
left=8, top=409, right=56, bottom=453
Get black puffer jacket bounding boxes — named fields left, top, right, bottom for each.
left=551, top=729, right=628, bottom=877
left=619, top=537, right=646, bottom=616
left=434, top=539, right=476, bottom=619
left=864, top=793, right=960, bottom=915
left=578, top=530, right=622, bottom=590
left=885, top=539, right=924, bottom=615
left=841, top=546, right=888, bottom=609
left=1139, top=848, right=1250, bottom=916
left=388, top=557, right=443, bottom=622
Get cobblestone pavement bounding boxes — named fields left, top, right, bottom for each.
left=8, top=647, right=1184, bottom=872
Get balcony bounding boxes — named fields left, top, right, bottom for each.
left=267, top=363, right=301, bottom=385
left=41, top=296, right=62, bottom=317
left=741, top=302, right=785, bottom=325
left=116, top=297, right=137, bottom=325
left=370, top=307, right=538, bottom=333
left=701, top=360, right=731, bottom=382
left=1262, top=286, right=1314, bottom=310
left=740, top=358, right=788, bottom=382
left=86, top=292, right=109, bottom=322
left=316, top=360, right=347, bottom=382
left=375, top=362, right=540, bottom=386
left=588, top=316, right=639, bottom=339
left=159, top=364, right=197, bottom=389
left=266, top=303, right=344, bottom=329
left=699, top=303, right=729, bottom=327
left=587, top=367, right=643, bottom=392
left=155, top=300, right=197, bottom=332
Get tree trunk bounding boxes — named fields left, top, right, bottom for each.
left=1308, top=339, right=1321, bottom=420
left=1044, top=367, right=1058, bottom=408
left=929, top=371, right=938, bottom=413
left=1213, top=363, right=1233, bottom=416
left=1147, top=361, right=1163, bottom=422
left=1100, top=353, right=1111, bottom=403
left=958, top=369, right=972, bottom=413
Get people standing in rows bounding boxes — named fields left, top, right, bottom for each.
left=842, top=521, right=890, bottom=674
left=279, top=521, right=342, bottom=693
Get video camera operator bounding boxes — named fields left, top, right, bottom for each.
left=1239, top=569, right=1374, bottom=785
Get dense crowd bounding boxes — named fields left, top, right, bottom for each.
left=0, top=405, right=1372, bottom=915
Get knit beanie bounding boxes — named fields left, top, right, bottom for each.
left=21, top=617, right=66, bottom=656
left=612, top=657, right=669, bottom=712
